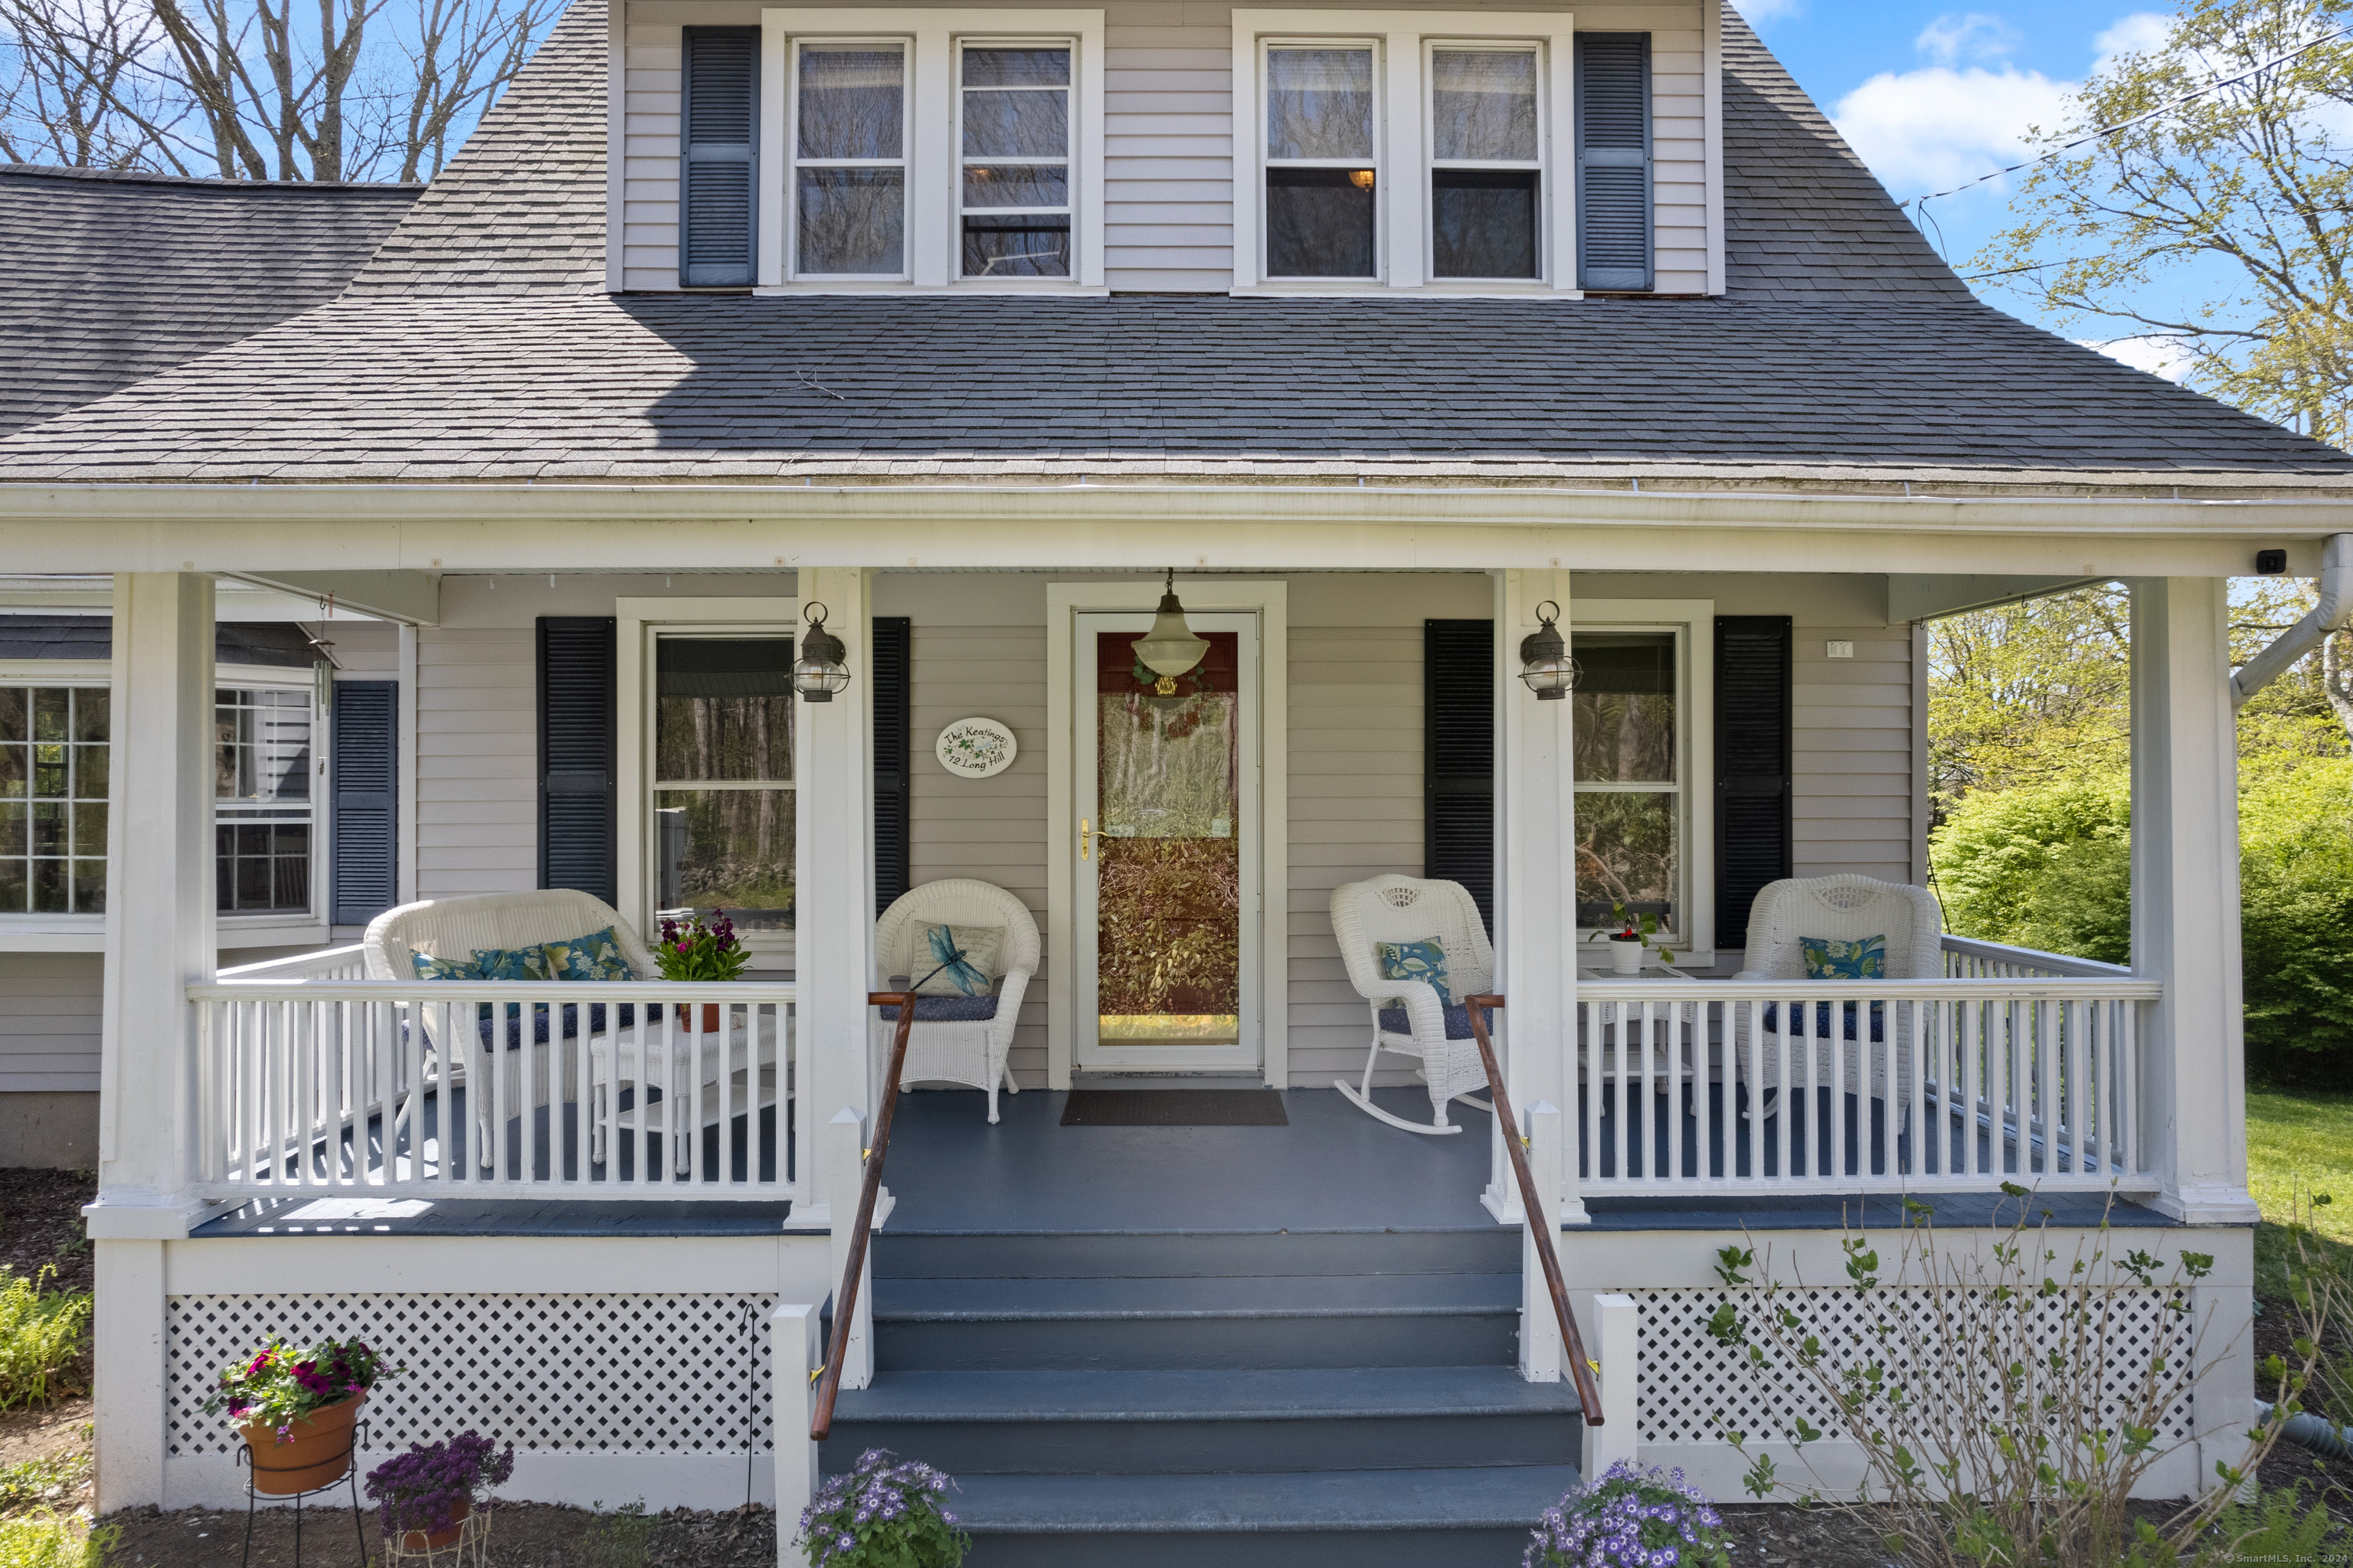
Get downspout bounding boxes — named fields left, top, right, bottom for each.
left=2230, top=534, right=2353, bottom=708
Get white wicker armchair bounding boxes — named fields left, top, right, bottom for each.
left=1328, top=875, right=1496, bottom=1135
left=365, top=890, right=730, bottom=1170
left=1734, top=875, right=1943, bottom=1108
left=874, top=879, right=1040, bottom=1123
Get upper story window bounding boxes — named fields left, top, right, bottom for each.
left=1234, top=11, right=1592, bottom=296
left=678, top=11, right=1105, bottom=293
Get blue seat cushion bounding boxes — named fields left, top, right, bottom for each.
left=1377, top=1003, right=1495, bottom=1040
left=876, top=995, right=1002, bottom=1023
left=456, top=1001, right=666, bottom=1051
left=1759, top=999, right=1886, bottom=1043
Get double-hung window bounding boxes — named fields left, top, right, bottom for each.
left=960, top=43, right=1073, bottom=277
left=1262, top=44, right=1379, bottom=279
left=650, top=636, right=797, bottom=933
left=1236, top=11, right=1578, bottom=293
left=751, top=11, right=1108, bottom=290
left=792, top=41, right=911, bottom=278
left=0, top=685, right=106, bottom=915
left=216, top=684, right=316, bottom=915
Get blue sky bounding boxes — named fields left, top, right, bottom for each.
left=1735, top=0, right=2189, bottom=374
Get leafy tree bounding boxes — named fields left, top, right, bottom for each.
left=1926, top=584, right=2131, bottom=822
left=1976, top=0, right=2353, bottom=444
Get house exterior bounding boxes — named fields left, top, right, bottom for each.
left=0, top=1, right=2341, bottom=1559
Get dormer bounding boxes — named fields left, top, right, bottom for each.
left=612, top=1, right=1724, bottom=296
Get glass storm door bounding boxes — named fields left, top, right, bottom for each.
left=1076, top=612, right=1260, bottom=1072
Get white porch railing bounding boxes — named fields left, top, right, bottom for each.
left=193, top=963, right=800, bottom=1202
left=1575, top=964, right=2159, bottom=1197
left=1940, top=933, right=2133, bottom=981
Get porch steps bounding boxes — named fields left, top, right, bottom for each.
left=822, top=1226, right=1579, bottom=1566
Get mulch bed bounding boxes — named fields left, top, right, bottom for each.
left=0, top=1167, right=97, bottom=1295
left=106, top=1501, right=782, bottom=1566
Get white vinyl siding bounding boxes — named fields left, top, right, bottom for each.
left=414, top=627, right=541, bottom=899
left=0, top=953, right=101, bottom=1093
left=619, top=0, right=1712, bottom=293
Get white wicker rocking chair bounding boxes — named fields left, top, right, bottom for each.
left=873, top=879, right=1039, bottom=1123
left=1328, top=875, right=1497, bottom=1135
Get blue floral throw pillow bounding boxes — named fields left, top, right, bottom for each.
left=471, top=944, right=554, bottom=982
left=544, top=928, right=636, bottom=982
left=1376, top=939, right=1453, bottom=1006
left=411, top=951, right=480, bottom=983
left=1801, top=935, right=1887, bottom=980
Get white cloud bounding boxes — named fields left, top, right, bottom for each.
left=1731, top=0, right=1804, bottom=24
left=1918, top=12, right=2021, bottom=67
left=2085, top=336, right=2196, bottom=381
left=2093, top=11, right=2173, bottom=66
left=1833, top=64, right=2073, bottom=195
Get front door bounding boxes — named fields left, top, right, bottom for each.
left=1074, top=611, right=1260, bottom=1072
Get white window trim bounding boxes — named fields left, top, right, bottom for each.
left=616, top=597, right=802, bottom=971
left=0, top=660, right=328, bottom=948
left=1232, top=8, right=1579, bottom=298
left=758, top=8, right=1108, bottom=293
left=1567, top=598, right=1714, bottom=964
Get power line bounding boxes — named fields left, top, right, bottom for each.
left=1906, top=21, right=2353, bottom=223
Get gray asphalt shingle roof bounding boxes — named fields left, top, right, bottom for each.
left=0, top=2, right=2343, bottom=493
left=0, top=164, right=419, bottom=437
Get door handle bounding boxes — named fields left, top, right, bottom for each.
left=1080, top=817, right=1112, bottom=860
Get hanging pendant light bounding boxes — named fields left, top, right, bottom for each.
left=1133, top=568, right=1209, bottom=696
left=1518, top=600, right=1580, bottom=700
left=794, top=601, right=851, bottom=702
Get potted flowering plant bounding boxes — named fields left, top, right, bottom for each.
left=365, top=1431, right=513, bottom=1551
left=1586, top=900, right=1678, bottom=976
left=796, top=1449, right=968, bottom=1568
left=1527, top=1461, right=1732, bottom=1568
left=203, top=1336, right=395, bottom=1494
left=656, top=907, right=750, bottom=1031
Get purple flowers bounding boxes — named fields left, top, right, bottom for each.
left=365, top=1431, right=514, bottom=1538
left=794, top=1449, right=968, bottom=1568
left=655, top=908, right=752, bottom=983
left=1526, top=1462, right=1732, bottom=1568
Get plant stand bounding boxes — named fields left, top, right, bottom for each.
left=238, top=1419, right=368, bottom=1568
left=383, top=1505, right=493, bottom=1566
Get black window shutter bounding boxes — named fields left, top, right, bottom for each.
left=681, top=26, right=760, bottom=286
left=872, top=616, right=912, bottom=916
left=1575, top=33, right=1653, bottom=291
left=1424, top=620, right=1496, bottom=930
left=329, top=679, right=398, bottom=925
left=1714, top=616, right=1792, bottom=954
left=538, top=617, right=617, bottom=905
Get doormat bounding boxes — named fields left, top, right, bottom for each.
left=1060, top=1090, right=1288, bottom=1127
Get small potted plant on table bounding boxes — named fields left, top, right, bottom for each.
left=656, top=906, right=750, bottom=1032
left=366, top=1431, right=513, bottom=1554
left=205, top=1336, right=395, bottom=1494
left=1587, top=901, right=1682, bottom=977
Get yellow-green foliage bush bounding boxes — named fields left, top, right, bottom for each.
left=0, top=1514, right=115, bottom=1568
left=0, top=1270, right=90, bottom=1410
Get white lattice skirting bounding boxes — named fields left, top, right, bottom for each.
left=1633, top=1286, right=2199, bottom=1499
left=166, top=1292, right=779, bottom=1507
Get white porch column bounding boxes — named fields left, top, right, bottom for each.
left=1492, top=569, right=1584, bottom=1226
left=794, top=568, right=877, bottom=1223
left=2127, top=578, right=2258, bottom=1225
left=89, top=571, right=217, bottom=1511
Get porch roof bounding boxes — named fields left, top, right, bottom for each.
left=0, top=5, right=2344, bottom=498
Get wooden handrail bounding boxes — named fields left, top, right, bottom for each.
left=810, top=991, right=917, bottom=1441
left=1460, top=994, right=1605, bottom=1423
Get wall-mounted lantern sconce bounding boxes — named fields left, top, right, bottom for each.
left=1518, top=600, right=1579, bottom=700
left=794, top=601, right=851, bottom=702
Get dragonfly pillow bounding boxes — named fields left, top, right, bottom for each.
left=1801, top=935, right=1887, bottom=980
left=911, top=924, right=1003, bottom=999
left=1376, top=939, right=1453, bottom=1007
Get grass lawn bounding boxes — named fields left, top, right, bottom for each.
left=2247, top=1087, right=2353, bottom=1298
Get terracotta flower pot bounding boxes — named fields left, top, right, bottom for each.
left=696, top=1002, right=722, bottom=1033
left=241, top=1392, right=365, bottom=1495
left=387, top=1496, right=470, bottom=1551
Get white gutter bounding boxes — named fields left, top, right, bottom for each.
left=2232, top=533, right=2353, bottom=708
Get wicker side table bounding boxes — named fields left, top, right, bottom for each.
left=382, top=1505, right=493, bottom=1566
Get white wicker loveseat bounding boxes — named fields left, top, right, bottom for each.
left=1734, top=874, right=1943, bottom=1110
left=1328, top=875, right=1497, bottom=1134
left=873, top=879, right=1039, bottom=1123
left=364, top=889, right=772, bottom=1170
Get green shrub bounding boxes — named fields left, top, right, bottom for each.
left=0, top=1514, right=116, bottom=1568
left=1931, top=761, right=2353, bottom=1086
left=0, top=1271, right=89, bottom=1410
